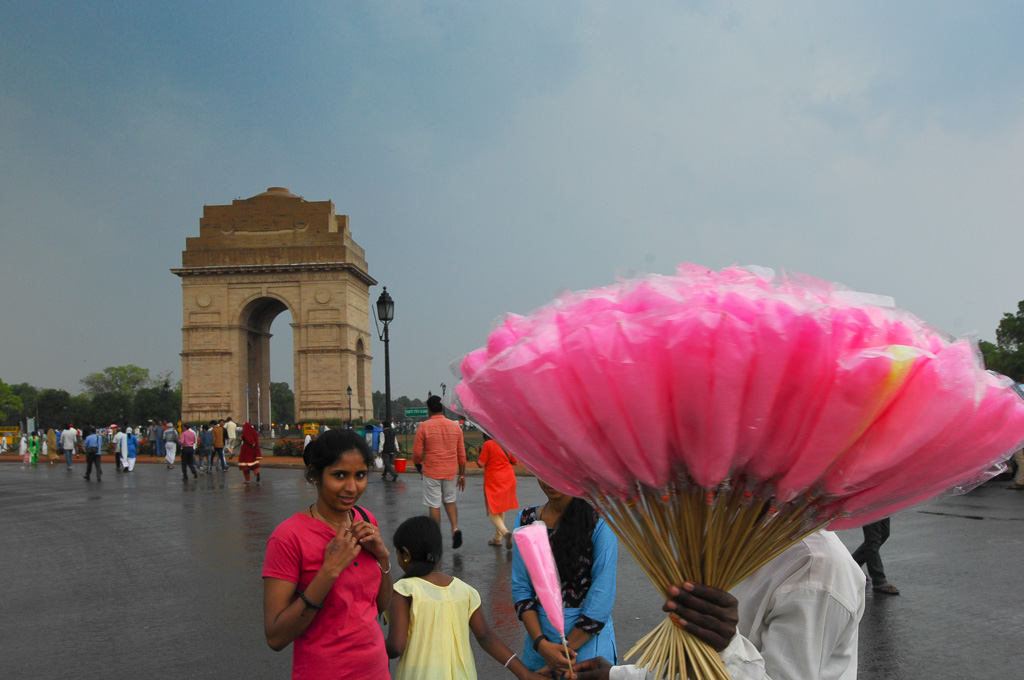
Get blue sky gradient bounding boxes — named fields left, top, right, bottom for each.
left=3, top=2, right=1023, bottom=400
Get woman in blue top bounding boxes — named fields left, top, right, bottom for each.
left=511, top=479, right=617, bottom=675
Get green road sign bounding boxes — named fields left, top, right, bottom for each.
left=404, top=406, right=429, bottom=418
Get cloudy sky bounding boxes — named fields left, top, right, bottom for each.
left=2, top=1, right=1023, bottom=403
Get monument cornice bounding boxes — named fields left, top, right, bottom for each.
left=171, top=262, right=378, bottom=287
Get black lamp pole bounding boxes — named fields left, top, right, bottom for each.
left=376, top=287, right=395, bottom=427
left=346, top=385, right=352, bottom=423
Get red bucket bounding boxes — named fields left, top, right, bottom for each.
left=394, top=459, right=407, bottom=473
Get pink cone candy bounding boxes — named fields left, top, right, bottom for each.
left=513, top=523, right=566, bottom=639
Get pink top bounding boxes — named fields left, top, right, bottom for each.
left=412, top=415, right=466, bottom=480
left=178, top=429, right=197, bottom=447
left=263, top=511, right=389, bottom=680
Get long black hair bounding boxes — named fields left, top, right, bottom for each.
left=550, top=497, right=598, bottom=583
left=393, top=515, right=443, bottom=580
left=303, top=429, right=372, bottom=484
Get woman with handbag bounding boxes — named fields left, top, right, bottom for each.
left=475, top=433, right=519, bottom=548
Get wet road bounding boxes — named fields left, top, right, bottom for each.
left=1, top=461, right=1022, bottom=679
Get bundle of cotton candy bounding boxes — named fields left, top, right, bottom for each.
left=451, top=264, right=1024, bottom=680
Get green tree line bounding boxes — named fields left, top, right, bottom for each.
left=1, top=365, right=181, bottom=430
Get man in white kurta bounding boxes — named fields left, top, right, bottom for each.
left=578, top=530, right=865, bottom=680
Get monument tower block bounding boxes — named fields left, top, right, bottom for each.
left=172, top=187, right=376, bottom=426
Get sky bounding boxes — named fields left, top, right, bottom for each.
left=2, top=1, right=1023, bottom=403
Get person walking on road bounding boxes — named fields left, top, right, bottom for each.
left=212, top=419, right=227, bottom=471
left=59, top=424, right=77, bottom=470
left=28, top=431, right=40, bottom=464
left=45, top=428, right=58, bottom=464
left=380, top=422, right=400, bottom=482
left=412, top=395, right=467, bottom=549
left=179, top=423, right=198, bottom=480
left=852, top=517, right=900, bottom=595
left=163, top=424, right=178, bottom=468
left=238, top=421, right=261, bottom=483
left=224, top=417, right=238, bottom=459
left=82, top=426, right=103, bottom=481
left=475, top=434, right=518, bottom=548
left=121, top=423, right=138, bottom=472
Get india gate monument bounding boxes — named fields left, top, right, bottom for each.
left=172, top=187, right=377, bottom=426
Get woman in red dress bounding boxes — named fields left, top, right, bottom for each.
left=475, top=433, right=519, bottom=548
left=238, top=421, right=261, bottom=483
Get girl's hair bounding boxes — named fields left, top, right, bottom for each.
left=393, top=515, right=443, bottom=580
left=551, top=497, right=597, bottom=583
left=303, top=429, right=372, bottom=484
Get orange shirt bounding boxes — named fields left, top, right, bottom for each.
left=412, top=415, right=466, bottom=480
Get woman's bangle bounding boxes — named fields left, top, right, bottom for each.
left=504, top=652, right=517, bottom=669
left=532, top=633, right=549, bottom=652
left=298, top=590, right=324, bottom=610
left=378, top=560, right=391, bottom=575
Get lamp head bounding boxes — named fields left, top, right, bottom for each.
left=376, top=287, right=395, bottom=323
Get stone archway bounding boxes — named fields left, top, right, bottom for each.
left=172, top=187, right=377, bottom=426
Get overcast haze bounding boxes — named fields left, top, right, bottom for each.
left=2, top=2, right=1023, bottom=403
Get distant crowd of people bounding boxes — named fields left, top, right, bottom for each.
left=11, top=416, right=269, bottom=483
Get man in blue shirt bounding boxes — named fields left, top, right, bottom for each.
left=82, top=426, right=103, bottom=481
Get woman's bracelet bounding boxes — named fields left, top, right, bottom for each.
left=504, top=652, right=517, bottom=669
left=298, top=590, right=324, bottom=610
left=377, top=559, right=391, bottom=575
left=532, top=633, right=549, bottom=652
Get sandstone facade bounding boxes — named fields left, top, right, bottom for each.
left=172, top=187, right=376, bottom=425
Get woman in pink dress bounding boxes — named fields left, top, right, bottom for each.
left=263, top=429, right=392, bottom=679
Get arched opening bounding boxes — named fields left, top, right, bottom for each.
left=356, top=338, right=367, bottom=420
left=269, top=312, right=295, bottom=428
left=240, top=297, right=293, bottom=430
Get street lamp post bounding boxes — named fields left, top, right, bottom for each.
left=347, top=385, right=353, bottom=424
left=376, top=287, right=395, bottom=428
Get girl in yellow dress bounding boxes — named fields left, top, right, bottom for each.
left=385, top=516, right=547, bottom=680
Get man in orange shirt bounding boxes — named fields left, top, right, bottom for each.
left=412, top=395, right=467, bottom=548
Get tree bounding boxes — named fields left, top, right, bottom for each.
left=981, top=300, right=1024, bottom=382
left=68, top=394, right=93, bottom=426
left=36, top=389, right=72, bottom=429
left=374, top=391, right=425, bottom=422
left=270, top=382, right=294, bottom=425
left=0, top=379, right=23, bottom=424
left=81, top=365, right=151, bottom=397
left=7, top=383, right=37, bottom=426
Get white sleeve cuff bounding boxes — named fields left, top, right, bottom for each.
left=720, top=633, right=767, bottom=680
left=609, top=665, right=651, bottom=680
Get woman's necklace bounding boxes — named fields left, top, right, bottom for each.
left=310, top=503, right=352, bottom=531
left=539, top=502, right=557, bottom=529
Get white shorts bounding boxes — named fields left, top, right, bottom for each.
left=422, top=477, right=457, bottom=508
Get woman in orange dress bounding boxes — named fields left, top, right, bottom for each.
left=238, top=421, right=261, bottom=483
left=475, top=434, right=519, bottom=548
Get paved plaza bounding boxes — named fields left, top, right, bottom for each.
left=1, top=460, right=1022, bottom=679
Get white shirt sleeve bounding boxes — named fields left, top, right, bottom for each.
left=608, top=586, right=855, bottom=680
left=734, top=587, right=859, bottom=680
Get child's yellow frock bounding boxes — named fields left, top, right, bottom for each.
left=393, top=577, right=482, bottom=680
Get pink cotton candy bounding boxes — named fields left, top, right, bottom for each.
left=513, top=523, right=566, bottom=638
left=449, top=264, right=1024, bottom=520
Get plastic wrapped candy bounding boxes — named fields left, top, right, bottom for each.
left=451, top=264, right=1024, bottom=680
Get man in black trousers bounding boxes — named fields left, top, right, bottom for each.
left=852, top=517, right=900, bottom=595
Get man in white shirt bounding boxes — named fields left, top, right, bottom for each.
left=59, top=424, right=78, bottom=470
left=224, top=417, right=237, bottom=458
left=572, top=530, right=865, bottom=680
